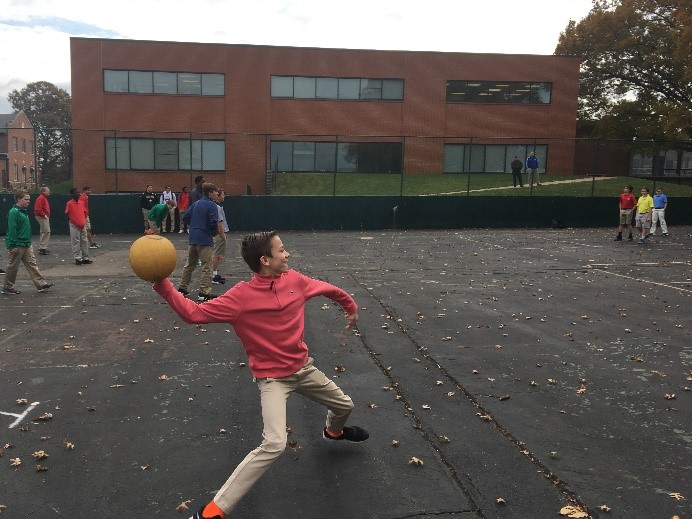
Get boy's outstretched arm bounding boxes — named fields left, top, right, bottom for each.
left=152, top=278, right=237, bottom=325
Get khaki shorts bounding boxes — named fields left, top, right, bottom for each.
left=619, top=208, right=634, bottom=225
left=635, top=212, right=651, bottom=229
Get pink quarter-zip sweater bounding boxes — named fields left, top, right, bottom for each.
left=154, top=270, right=358, bottom=378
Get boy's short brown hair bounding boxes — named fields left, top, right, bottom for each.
left=202, top=182, right=218, bottom=196
left=14, top=189, right=29, bottom=202
left=241, top=231, right=278, bottom=273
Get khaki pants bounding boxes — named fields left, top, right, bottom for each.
left=214, top=358, right=354, bottom=513
left=35, top=216, right=51, bottom=250
left=3, top=246, right=46, bottom=290
left=69, top=223, right=90, bottom=261
left=179, top=245, right=213, bottom=294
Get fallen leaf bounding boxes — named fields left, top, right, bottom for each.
left=35, top=464, right=48, bottom=472
left=668, top=492, right=684, bottom=501
left=390, top=440, right=399, bottom=447
left=408, top=456, right=424, bottom=466
left=559, top=505, right=588, bottom=518
left=15, top=398, right=28, bottom=405
left=10, top=458, right=21, bottom=467
left=35, top=412, right=53, bottom=421
left=176, top=500, right=193, bottom=512
left=333, top=364, right=346, bottom=372
left=158, top=375, right=169, bottom=381
left=496, top=497, right=506, bottom=505
left=598, top=504, right=611, bottom=512
left=32, top=451, right=48, bottom=460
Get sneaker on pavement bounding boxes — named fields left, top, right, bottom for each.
left=614, top=235, right=622, bottom=241
left=178, top=229, right=184, bottom=233
left=212, top=275, right=226, bottom=285
left=662, top=233, right=669, bottom=237
left=178, top=287, right=190, bottom=296
left=0, top=268, right=5, bottom=274
left=38, top=283, right=54, bottom=292
left=89, top=243, right=100, bottom=249
left=82, top=259, right=93, bottom=264
left=323, top=425, right=369, bottom=442
left=2, top=286, right=21, bottom=295
left=188, top=507, right=222, bottom=519
left=197, top=292, right=218, bottom=302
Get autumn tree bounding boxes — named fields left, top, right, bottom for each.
left=8, top=81, right=72, bottom=185
left=556, top=0, right=692, bottom=165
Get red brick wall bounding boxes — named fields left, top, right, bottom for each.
left=71, top=38, right=580, bottom=194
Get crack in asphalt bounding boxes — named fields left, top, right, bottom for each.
left=349, top=271, right=597, bottom=519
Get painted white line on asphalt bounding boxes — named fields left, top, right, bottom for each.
left=1, top=401, right=39, bottom=428
left=591, top=269, right=692, bottom=294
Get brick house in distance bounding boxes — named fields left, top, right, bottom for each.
left=70, top=37, right=580, bottom=194
left=0, top=111, right=37, bottom=191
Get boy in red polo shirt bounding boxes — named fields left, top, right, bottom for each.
left=65, top=188, right=92, bottom=265
left=615, top=185, right=637, bottom=241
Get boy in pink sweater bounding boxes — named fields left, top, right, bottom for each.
left=153, top=231, right=368, bottom=519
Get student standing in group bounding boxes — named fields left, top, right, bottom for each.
left=153, top=230, right=367, bottom=519
left=189, top=175, right=205, bottom=206
left=140, top=184, right=158, bottom=233
left=615, top=185, right=637, bottom=241
left=65, top=188, right=92, bottom=265
left=212, top=189, right=228, bottom=285
left=159, top=185, right=177, bottom=233
left=634, top=187, right=654, bottom=244
left=178, top=183, right=219, bottom=302
left=649, top=186, right=669, bottom=237
left=177, top=186, right=190, bottom=233
left=80, top=186, right=99, bottom=249
left=2, top=189, right=54, bottom=295
left=33, top=186, right=52, bottom=255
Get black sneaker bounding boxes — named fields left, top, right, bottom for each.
left=178, top=287, right=189, bottom=296
left=75, top=259, right=84, bottom=265
left=614, top=235, right=622, bottom=241
left=212, top=274, right=226, bottom=285
left=2, top=286, right=20, bottom=295
left=189, top=507, right=222, bottom=519
left=627, top=234, right=633, bottom=241
left=38, top=283, right=54, bottom=292
left=323, top=425, right=369, bottom=442
left=38, top=249, right=49, bottom=255
left=82, top=259, right=93, bottom=264
left=662, top=233, right=669, bottom=237
left=197, top=292, right=217, bottom=302
left=0, top=268, right=5, bottom=274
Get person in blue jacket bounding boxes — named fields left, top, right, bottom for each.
left=177, top=183, right=219, bottom=302
left=526, top=151, right=540, bottom=186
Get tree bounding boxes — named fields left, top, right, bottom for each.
left=8, top=81, right=72, bottom=185
left=555, top=0, right=692, bottom=148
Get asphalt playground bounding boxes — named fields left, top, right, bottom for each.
left=1, top=227, right=690, bottom=519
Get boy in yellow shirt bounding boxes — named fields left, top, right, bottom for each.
left=634, top=187, right=654, bottom=244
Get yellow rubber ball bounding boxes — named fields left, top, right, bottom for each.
left=128, top=235, right=177, bottom=282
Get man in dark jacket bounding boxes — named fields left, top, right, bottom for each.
left=510, top=156, right=524, bottom=188
left=140, top=184, right=158, bottom=233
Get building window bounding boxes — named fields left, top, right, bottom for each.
left=29, top=140, right=34, bottom=154
left=21, top=139, right=26, bottom=153
left=270, top=141, right=403, bottom=173
left=271, top=76, right=404, bottom=101
left=13, top=163, right=18, bottom=182
left=12, top=137, right=18, bottom=151
left=443, top=144, right=548, bottom=173
left=104, top=70, right=225, bottom=96
left=105, top=137, right=225, bottom=171
left=446, top=81, right=552, bottom=104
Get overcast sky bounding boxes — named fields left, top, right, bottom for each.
left=0, top=0, right=593, bottom=114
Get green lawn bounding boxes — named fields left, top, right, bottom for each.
left=271, top=173, right=692, bottom=197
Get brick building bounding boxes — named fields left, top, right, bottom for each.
left=0, top=111, right=37, bottom=191
left=70, top=37, right=580, bottom=194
